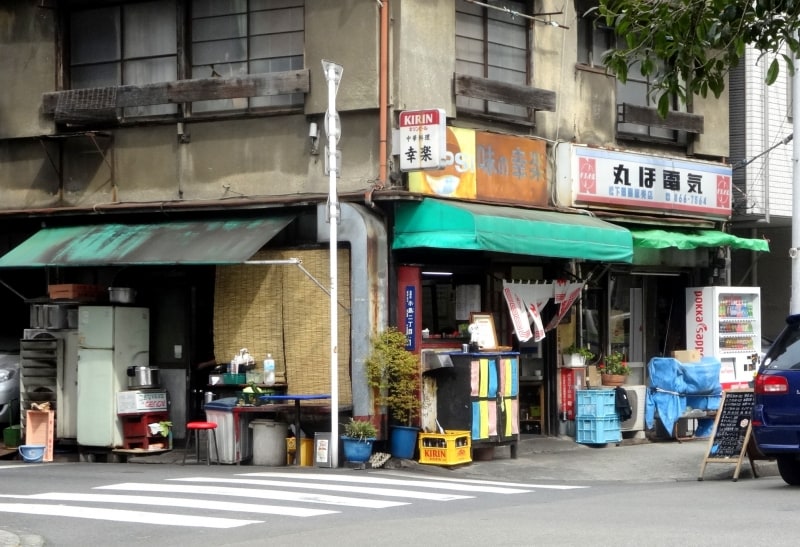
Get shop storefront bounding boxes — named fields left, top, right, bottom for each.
left=0, top=203, right=389, bottom=456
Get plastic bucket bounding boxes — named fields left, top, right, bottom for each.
left=249, top=420, right=288, bottom=466
left=18, top=444, right=45, bottom=463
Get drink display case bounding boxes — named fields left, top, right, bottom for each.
left=685, top=286, right=761, bottom=390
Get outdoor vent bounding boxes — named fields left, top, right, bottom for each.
left=54, top=87, right=119, bottom=125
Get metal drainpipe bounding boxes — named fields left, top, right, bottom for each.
left=317, top=202, right=388, bottom=419
left=366, top=0, right=390, bottom=207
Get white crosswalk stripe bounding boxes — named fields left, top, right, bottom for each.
left=96, top=481, right=410, bottom=508
left=0, top=471, right=583, bottom=529
left=170, top=476, right=474, bottom=500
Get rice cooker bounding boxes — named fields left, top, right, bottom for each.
left=127, top=365, right=160, bottom=389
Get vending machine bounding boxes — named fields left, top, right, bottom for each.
left=685, top=286, right=761, bottom=390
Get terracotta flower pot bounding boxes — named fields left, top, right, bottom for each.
left=601, top=373, right=626, bottom=387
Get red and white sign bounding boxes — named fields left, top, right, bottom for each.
left=117, top=390, right=168, bottom=414
left=564, top=144, right=732, bottom=219
left=399, top=108, right=446, bottom=171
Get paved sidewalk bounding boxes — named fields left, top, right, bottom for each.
left=123, top=432, right=778, bottom=484
left=398, top=434, right=778, bottom=483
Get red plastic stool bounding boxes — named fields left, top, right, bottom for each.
left=183, top=421, right=219, bottom=465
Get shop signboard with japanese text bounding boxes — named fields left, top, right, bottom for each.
left=556, top=143, right=732, bottom=219
left=399, top=109, right=447, bottom=172
left=408, top=127, right=547, bottom=206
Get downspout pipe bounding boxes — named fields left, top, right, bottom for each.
left=367, top=0, right=390, bottom=206
left=317, top=203, right=388, bottom=420
left=378, top=0, right=389, bottom=187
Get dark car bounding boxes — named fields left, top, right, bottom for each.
left=0, top=349, right=19, bottom=426
left=752, top=314, right=800, bottom=485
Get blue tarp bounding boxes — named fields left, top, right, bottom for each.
left=204, top=397, right=238, bottom=410
left=645, top=357, right=722, bottom=435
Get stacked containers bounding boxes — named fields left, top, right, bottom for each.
left=575, top=389, right=621, bottom=444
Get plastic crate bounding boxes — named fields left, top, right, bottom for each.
left=418, top=430, right=472, bottom=466
left=576, top=389, right=616, bottom=418
left=575, top=415, right=621, bottom=444
left=223, top=373, right=246, bottom=385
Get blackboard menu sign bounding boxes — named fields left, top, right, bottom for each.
left=699, top=389, right=758, bottom=482
left=708, top=390, right=753, bottom=458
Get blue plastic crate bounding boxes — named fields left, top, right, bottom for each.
left=575, top=415, right=621, bottom=444
left=576, top=389, right=616, bottom=418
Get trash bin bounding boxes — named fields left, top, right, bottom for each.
left=250, top=419, right=288, bottom=466
left=204, top=397, right=252, bottom=464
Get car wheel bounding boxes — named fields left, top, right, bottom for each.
left=777, top=455, right=800, bottom=486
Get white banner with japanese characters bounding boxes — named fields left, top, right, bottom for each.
left=502, top=281, right=555, bottom=342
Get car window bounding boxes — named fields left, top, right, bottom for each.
left=762, top=322, right=800, bottom=370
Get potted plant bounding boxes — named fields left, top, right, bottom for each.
left=341, top=418, right=377, bottom=463
left=563, top=345, right=594, bottom=368
left=598, top=351, right=629, bottom=386
left=365, top=327, right=422, bottom=459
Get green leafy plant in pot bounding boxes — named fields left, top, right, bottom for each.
left=341, top=418, right=377, bottom=463
left=365, top=327, right=422, bottom=459
left=563, top=344, right=594, bottom=368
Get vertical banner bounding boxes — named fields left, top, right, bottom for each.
left=503, top=285, right=533, bottom=342
left=404, top=285, right=416, bottom=351
left=560, top=368, right=576, bottom=420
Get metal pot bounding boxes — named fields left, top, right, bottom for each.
left=109, top=287, right=136, bottom=304
left=127, top=365, right=160, bottom=389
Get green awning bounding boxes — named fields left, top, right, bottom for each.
left=0, top=216, right=295, bottom=267
left=393, top=199, right=633, bottom=263
left=630, top=228, right=770, bottom=252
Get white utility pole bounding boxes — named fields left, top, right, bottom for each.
left=792, top=59, right=800, bottom=314
left=322, top=59, right=343, bottom=467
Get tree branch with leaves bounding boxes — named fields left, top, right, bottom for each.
left=599, top=0, right=800, bottom=116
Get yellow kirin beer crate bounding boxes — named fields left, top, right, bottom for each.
left=418, top=430, right=472, bottom=466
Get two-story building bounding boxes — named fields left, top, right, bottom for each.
left=0, top=0, right=767, bottom=454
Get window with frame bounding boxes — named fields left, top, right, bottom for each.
left=456, top=0, right=530, bottom=119
left=69, top=1, right=178, bottom=118
left=191, top=0, right=304, bottom=113
left=575, top=0, right=612, bottom=68
left=576, top=0, right=685, bottom=144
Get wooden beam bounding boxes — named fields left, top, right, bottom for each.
left=620, top=103, right=704, bottom=134
left=454, top=73, right=556, bottom=112
left=42, top=69, right=310, bottom=114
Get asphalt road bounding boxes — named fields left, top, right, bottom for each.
left=0, top=434, right=784, bottom=546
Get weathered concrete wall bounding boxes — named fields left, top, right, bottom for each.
left=394, top=0, right=456, bottom=115
left=0, top=1, right=56, bottom=139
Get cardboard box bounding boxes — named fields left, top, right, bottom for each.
left=117, top=391, right=168, bottom=414
left=48, top=284, right=104, bottom=301
left=672, top=349, right=701, bottom=363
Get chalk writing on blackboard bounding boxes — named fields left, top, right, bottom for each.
left=707, top=391, right=754, bottom=459
left=699, top=389, right=758, bottom=482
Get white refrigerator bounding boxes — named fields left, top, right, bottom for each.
left=77, top=306, right=150, bottom=447
left=685, top=286, right=761, bottom=390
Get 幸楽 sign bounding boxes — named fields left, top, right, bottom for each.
left=399, top=109, right=446, bottom=172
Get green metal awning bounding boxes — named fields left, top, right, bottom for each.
left=393, top=199, right=633, bottom=263
left=0, top=216, right=295, bottom=267
left=630, top=228, right=770, bottom=252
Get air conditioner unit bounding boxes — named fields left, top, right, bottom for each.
left=620, top=385, right=646, bottom=432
